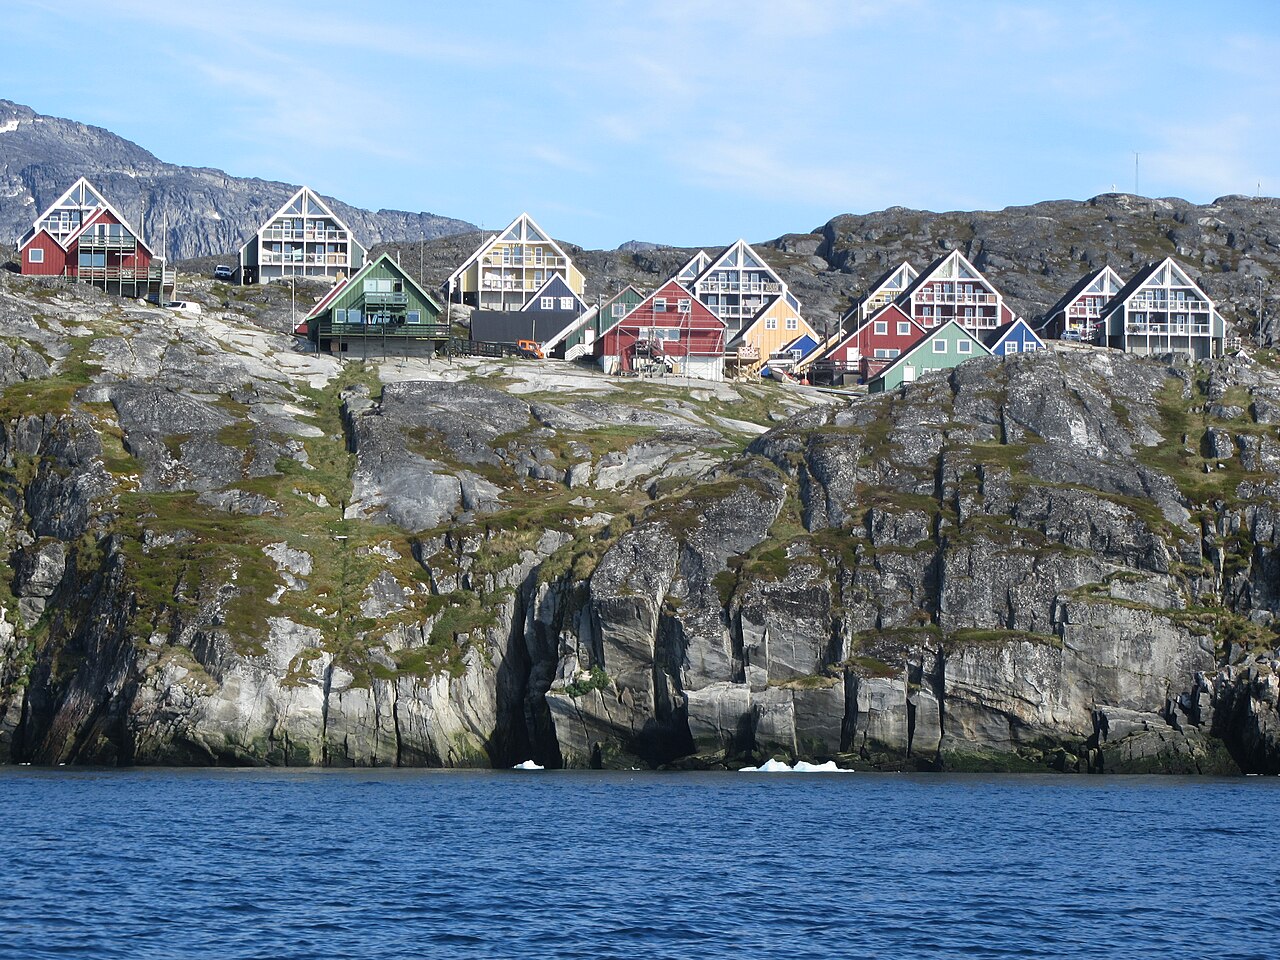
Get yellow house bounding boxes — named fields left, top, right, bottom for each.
left=441, top=212, right=585, bottom=311
left=727, top=293, right=817, bottom=373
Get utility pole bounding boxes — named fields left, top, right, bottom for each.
left=1134, top=152, right=1140, bottom=196
left=1258, top=277, right=1265, bottom=344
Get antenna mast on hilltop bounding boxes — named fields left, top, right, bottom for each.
left=1134, top=152, right=1140, bottom=196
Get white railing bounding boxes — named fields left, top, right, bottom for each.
left=1125, top=323, right=1212, bottom=335
left=698, top=280, right=782, bottom=294
left=916, top=291, right=997, bottom=304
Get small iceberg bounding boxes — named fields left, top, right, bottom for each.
left=512, top=760, right=545, bottom=770
left=739, top=758, right=852, bottom=773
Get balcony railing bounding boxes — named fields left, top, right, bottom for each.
left=915, top=291, right=997, bottom=304
left=325, top=321, right=450, bottom=338
left=263, top=229, right=348, bottom=242
left=363, top=291, right=408, bottom=306
left=74, top=265, right=172, bottom=284
left=78, top=235, right=137, bottom=249
left=261, top=253, right=351, bottom=265
left=481, top=254, right=568, bottom=268
left=1125, top=323, right=1212, bottom=336
left=698, top=280, right=782, bottom=294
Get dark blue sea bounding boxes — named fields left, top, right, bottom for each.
left=1, top=769, right=1277, bottom=959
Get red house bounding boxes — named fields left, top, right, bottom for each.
left=18, top=177, right=170, bottom=301
left=596, top=280, right=727, bottom=381
left=810, top=303, right=925, bottom=382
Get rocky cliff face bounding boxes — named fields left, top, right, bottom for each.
left=1, top=265, right=1278, bottom=773
left=0, top=100, right=475, bottom=260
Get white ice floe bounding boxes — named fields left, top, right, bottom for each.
left=512, top=760, right=545, bottom=770
left=739, top=758, right=852, bottom=773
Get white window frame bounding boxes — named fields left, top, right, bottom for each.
left=560, top=297, right=574, bottom=310
left=541, top=297, right=554, bottom=310
left=653, top=298, right=667, bottom=313
left=958, top=340, right=972, bottom=354
left=677, top=298, right=691, bottom=313
left=1024, top=342, right=1037, bottom=352
left=28, top=248, right=44, bottom=263
left=765, top=317, right=777, bottom=330
left=932, top=338, right=947, bottom=354
left=874, top=321, right=888, bottom=335
left=1002, top=342, right=1017, bottom=354
left=612, top=303, right=626, bottom=317
left=786, top=317, right=798, bottom=330
left=897, top=321, right=910, bottom=335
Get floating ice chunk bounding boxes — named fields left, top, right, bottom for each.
left=740, top=759, right=852, bottom=773
left=792, top=760, right=852, bottom=773
left=739, top=758, right=793, bottom=772
left=512, top=760, right=545, bottom=770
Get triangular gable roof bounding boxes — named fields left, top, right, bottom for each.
left=1040, top=265, right=1125, bottom=326
left=780, top=332, right=821, bottom=356
left=871, top=319, right=991, bottom=383
left=598, top=279, right=724, bottom=339
left=63, top=204, right=158, bottom=259
left=1098, top=257, right=1215, bottom=323
left=843, top=260, right=919, bottom=322
left=981, top=317, right=1046, bottom=351
left=822, top=302, right=922, bottom=358
left=443, top=212, right=574, bottom=288
left=899, top=249, right=997, bottom=301
left=600, top=283, right=645, bottom=315
left=729, top=294, right=818, bottom=347
left=697, top=239, right=784, bottom=286
left=304, top=253, right=440, bottom=321
left=257, top=185, right=356, bottom=239
left=20, top=176, right=132, bottom=252
left=674, top=251, right=711, bottom=285
left=521, top=273, right=585, bottom=312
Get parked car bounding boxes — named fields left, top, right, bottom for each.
left=213, top=264, right=234, bottom=281
left=1060, top=330, right=1082, bottom=342
left=166, top=301, right=203, bottom=314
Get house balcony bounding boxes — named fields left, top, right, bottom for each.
left=915, top=291, right=997, bottom=305
left=363, top=291, right=409, bottom=307
left=78, top=235, right=137, bottom=250
left=698, top=280, right=782, bottom=295
left=481, top=254, right=567, bottom=269
left=75, top=265, right=173, bottom=285
left=1125, top=322, right=1212, bottom=336
left=263, top=228, right=348, bottom=242
left=324, top=320, right=450, bottom=339
left=261, top=253, right=351, bottom=266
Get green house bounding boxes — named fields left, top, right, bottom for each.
left=302, top=253, right=446, bottom=355
left=868, top=319, right=991, bottom=392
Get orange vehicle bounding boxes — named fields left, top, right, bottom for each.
left=517, top=339, right=544, bottom=359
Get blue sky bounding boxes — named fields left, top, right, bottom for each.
left=3, top=0, right=1279, bottom=249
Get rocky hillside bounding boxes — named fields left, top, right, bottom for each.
left=0, top=266, right=1277, bottom=773
left=0, top=100, right=476, bottom=260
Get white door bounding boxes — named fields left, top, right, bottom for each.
left=902, top=365, right=916, bottom=383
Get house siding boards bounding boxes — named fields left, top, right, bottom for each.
left=1099, top=257, right=1224, bottom=360
left=868, top=320, right=990, bottom=393
left=239, top=186, right=364, bottom=285
left=817, top=304, right=924, bottom=379
left=598, top=280, right=726, bottom=381
left=899, top=250, right=1004, bottom=332
left=731, top=295, right=817, bottom=362
left=983, top=318, right=1046, bottom=356
left=1041, top=266, right=1125, bottom=340
left=521, top=274, right=586, bottom=313
left=304, top=254, right=444, bottom=353
left=21, top=230, right=64, bottom=275
left=564, top=285, right=644, bottom=356
left=443, top=212, right=585, bottom=312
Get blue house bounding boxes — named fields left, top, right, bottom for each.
left=982, top=317, right=1046, bottom=357
left=763, top=332, right=821, bottom=378
left=522, top=274, right=587, bottom=314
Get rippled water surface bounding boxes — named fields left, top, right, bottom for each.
left=2, top=769, right=1277, bottom=959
